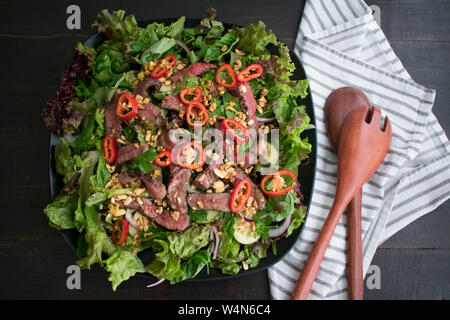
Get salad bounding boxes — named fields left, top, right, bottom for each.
left=42, top=8, right=312, bottom=290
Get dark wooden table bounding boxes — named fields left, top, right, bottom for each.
left=0, top=0, right=448, bottom=299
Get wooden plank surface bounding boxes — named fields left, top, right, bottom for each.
left=0, top=0, right=448, bottom=300
left=365, top=0, right=450, bottom=300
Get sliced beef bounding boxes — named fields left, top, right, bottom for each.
left=168, top=112, right=185, bottom=129
left=142, top=171, right=167, bottom=201
left=116, top=197, right=189, bottom=231
left=115, top=196, right=150, bottom=213
left=193, top=166, right=217, bottom=190
left=207, top=81, right=220, bottom=98
left=116, top=143, right=149, bottom=166
left=158, top=130, right=176, bottom=150
left=157, top=128, right=186, bottom=150
left=167, top=165, right=191, bottom=215
left=170, top=62, right=217, bottom=83
left=138, top=102, right=165, bottom=127
left=133, top=77, right=162, bottom=98
left=118, top=170, right=143, bottom=186
left=231, top=83, right=269, bottom=167
left=151, top=208, right=190, bottom=231
left=187, top=193, right=231, bottom=212
left=161, top=94, right=186, bottom=111
left=231, top=82, right=258, bottom=130
left=105, top=92, right=122, bottom=140
left=234, top=168, right=266, bottom=209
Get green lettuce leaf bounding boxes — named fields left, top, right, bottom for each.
left=280, top=106, right=312, bottom=172
left=167, top=224, right=211, bottom=259
left=232, top=21, right=277, bottom=56
left=71, top=115, right=96, bottom=154
left=54, top=138, right=77, bottom=184
left=197, top=8, right=224, bottom=43
left=165, top=16, right=186, bottom=39
left=170, top=249, right=211, bottom=284
left=254, top=190, right=300, bottom=240
left=77, top=205, right=116, bottom=269
left=125, top=148, right=157, bottom=173
left=217, top=214, right=241, bottom=263
left=211, top=260, right=241, bottom=275
left=92, top=9, right=139, bottom=42
left=286, top=205, right=307, bottom=238
left=43, top=190, right=78, bottom=230
left=96, top=154, right=110, bottom=189
left=85, top=188, right=134, bottom=207
left=203, top=33, right=239, bottom=62
left=74, top=150, right=100, bottom=232
left=146, top=239, right=184, bottom=282
left=104, top=250, right=146, bottom=291
left=140, top=37, right=176, bottom=64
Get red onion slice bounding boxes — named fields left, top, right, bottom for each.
left=211, top=225, right=220, bottom=260
left=213, top=233, right=221, bottom=260
left=186, top=183, right=200, bottom=193
left=256, top=116, right=274, bottom=123
left=175, top=39, right=190, bottom=53
left=146, top=278, right=165, bottom=288
left=243, top=216, right=254, bottom=222
left=125, top=210, right=139, bottom=230
left=268, top=214, right=292, bottom=238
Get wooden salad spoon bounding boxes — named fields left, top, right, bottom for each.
left=291, top=105, right=392, bottom=300
left=324, top=87, right=371, bottom=300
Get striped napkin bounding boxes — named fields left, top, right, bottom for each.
left=268, top=0, right=450, bottom=300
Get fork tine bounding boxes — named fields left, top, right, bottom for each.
left=383, top=116, right=392, bottom=136
left=370, top=106, right=382, bottom=128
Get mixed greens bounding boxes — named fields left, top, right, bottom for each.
left=42, top=8, right=312, bottom=290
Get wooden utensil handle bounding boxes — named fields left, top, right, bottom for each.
left=347, top=189, right=364, bottom=300
left=291, top=200, right=347, bottom=300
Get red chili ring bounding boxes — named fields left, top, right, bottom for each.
left=186, top=102, right=209, bottom=127
left=221, top=118, right=249, bottom=143
left=175, top=142, right=206, bottom=170
left=154, top=150, right=172, bottom=167
left=215, top=63, right=237, bottom=88
left=179, top=86, right=202, bottom=105
left=103, top=135, right=117, bottom=164
left=260, top=169, right=298, bottom=197
left=230, top=179, right=252, bottom=213
left=236, top=64, right=263, bottom=82
left=116, top=92, right=138, bottom=122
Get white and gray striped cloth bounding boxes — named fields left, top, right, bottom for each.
left=268, top=0, right=450, bottom=300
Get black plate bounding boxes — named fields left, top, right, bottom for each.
left=49, top=18, right=316, bottom=282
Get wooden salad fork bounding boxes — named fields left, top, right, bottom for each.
left=324, top=87, right=372, bottom=300
left=291, top=105, right=392, bottom=300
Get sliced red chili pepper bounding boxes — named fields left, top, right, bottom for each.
left=236, top=64, right=263, bottom=82
left=179, top=86, right=202, bottom=105
left=160, top=54, right=177, bottom=68
left=154, top=150, right=172, bottom=167
left=111, top=218, right=129, bottom=246
left=103, top=135, right=117, bottom=164
left=175, top=142, right=205, bottom=170
left=116, top=92, right=138, bottom=122
left=186, top=102, right=209, bottom=127
left=221, top=118, right=249, bottom=143
left=151, top=64, right=168, bottom=79
left=260, top=169, right=298, bottom=197
left=215, top=63, right=237, bottom=88
left=230, top=179, right=252, bottom=213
